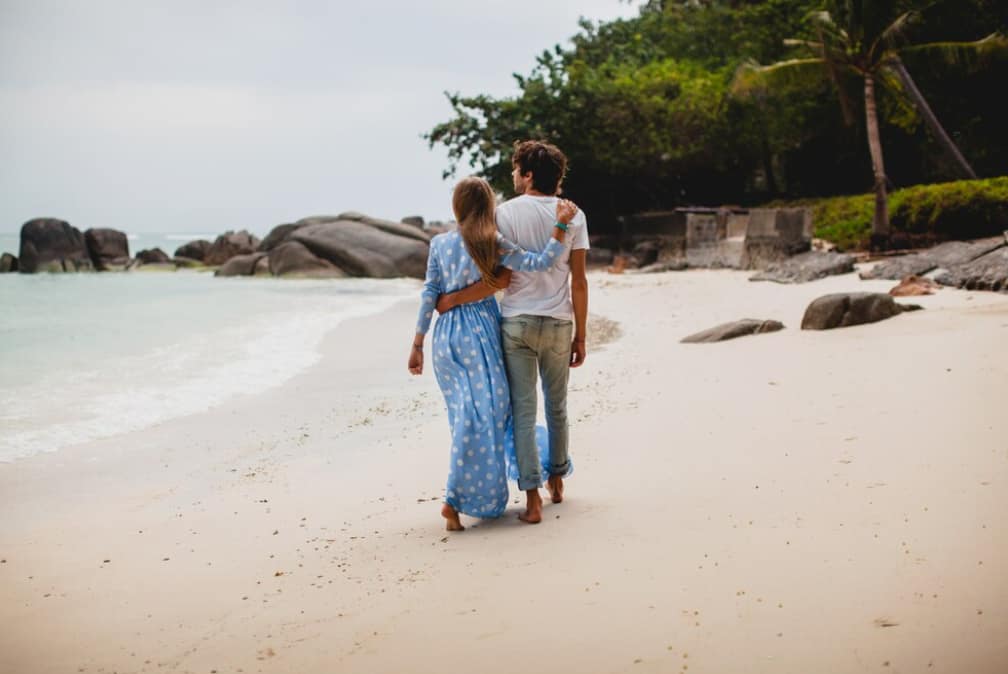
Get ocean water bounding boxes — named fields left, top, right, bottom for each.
left=0, top=268, right=417, bottom=462
left=0, top=231, right=241, bottom=261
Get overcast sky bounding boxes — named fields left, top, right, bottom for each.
left=0, top=1, right=639, bottom=234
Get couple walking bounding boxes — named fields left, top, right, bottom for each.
left=408, top=141, right=589, bottom=531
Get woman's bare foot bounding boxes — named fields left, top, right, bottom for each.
left=441, top=503, right=465, bottom=531
left=518, top=489, right=543, bottom=524
left=547, top=475, right=564, bottom=504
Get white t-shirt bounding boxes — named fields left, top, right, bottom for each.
left=496, top=194, right=589, bottom=320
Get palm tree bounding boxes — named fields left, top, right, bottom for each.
left=732, top=0, right=1006, bottom=246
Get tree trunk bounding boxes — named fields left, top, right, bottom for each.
left=863, top=72, right=890, bottom=244
left=888, top=57, right=977, bottom=180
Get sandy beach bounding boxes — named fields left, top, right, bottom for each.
left=1, top=267, right=1006, bottom=674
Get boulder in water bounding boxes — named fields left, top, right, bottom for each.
left=174, top=239, right=211, bottom=261
left=204, top=230, right=261, bottom=265
left=215, top=253, right=267, bottom=277
left=84, top=228, right=130, bottom=271
left=289, top=214, right=429, bottom=278
left=268, top=241, right=346, bottom=278
left=258, top=224, right=304, bottom=252
left=18, top=218, right=94, bottom=273
left=136, top=248, right=171, bottom=264
left=0, top=252, right=18, bottom=272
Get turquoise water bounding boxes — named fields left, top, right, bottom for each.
left=0, top=269, right=416, bottom=461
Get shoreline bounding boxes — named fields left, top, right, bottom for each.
left=0, top=274, right=417, bottom=463
left=2, top=268, right=1006, bottom=673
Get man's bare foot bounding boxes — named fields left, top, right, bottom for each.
left=441, top=503, right=464, bottom=531
left=547, top=475, right=564, bottom=504
left=518, top=489, right=543, bottom=524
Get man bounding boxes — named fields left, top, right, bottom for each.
left=437, top=140, right=589, bottom=524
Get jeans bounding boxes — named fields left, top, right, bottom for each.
left=501, top=314, right=572, bottom=491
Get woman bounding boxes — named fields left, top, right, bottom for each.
left=408, top=177, right=578, bottom=531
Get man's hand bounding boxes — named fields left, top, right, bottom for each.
left=570, top=338, right=586, bottom=368
left=495, top=267, right=513, bottom=288
left=435, top=269, right=512, bottom=314
left=435, top=294, right=453, bottom=314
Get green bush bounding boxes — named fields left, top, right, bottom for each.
left=768, top=177, right=1008, bottom=250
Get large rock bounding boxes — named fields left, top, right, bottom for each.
left=215, top=253, right=267, bottom=277
left=289, top=216, right=430, bottom=278
left=136, top=248, right=171, bottom=264
left=174, top=239, right=211, bottom=261
left=258, top=223, right=304, bottom=252
left=749, top=251, right=856, bottom=284
left=317, top=212, right=431, bottom=244
left=401, top=215, right=425, bottom=229
left=681, top=319, right=784, bottom=343
left=18, top=218, right=94, bottom=273
left=934, top=245, right=1008, bottom=292
left=801, top=292, right=922, bottom=330
left=859, top=236, right=1005, bottom=280
left=1, top=253, right=18, bottom=272
left=204, top=230, right=261, bottom=265
left=268, top=241, right=346, bottom=278
left=84, top=228, right=130, bottom=271
left=253, top=255, right=271, bottom=277
left=741, top=208, right=812, bottom=270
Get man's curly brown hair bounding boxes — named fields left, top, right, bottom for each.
left=512, top=140, right=567, bottom=195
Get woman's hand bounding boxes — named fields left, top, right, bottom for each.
left=556, top=198, right=579, bottom=225
left=494, top=267, right=513, bottom=288
left=408, top=342, right=424, bottom=375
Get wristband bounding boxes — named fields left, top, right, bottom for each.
left=554, top=221, right=568, bottom=232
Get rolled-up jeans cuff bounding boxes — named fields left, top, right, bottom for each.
left=548, top=461, right=571, bottom=477
left=518, top=476, right=541, bottom=492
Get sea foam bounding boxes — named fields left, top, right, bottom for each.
left=0, top=273, right=416, bottom=462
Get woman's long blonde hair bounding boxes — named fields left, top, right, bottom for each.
left=453, top=177, right=501, bottom=289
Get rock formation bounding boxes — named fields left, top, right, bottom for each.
left=204, top=230, right=261, bottom=265
left=84, top=228, right=130, bottom=271
left=18, top=218, right=94, bottom=273
left=681, top=319, right=785, bottom=343
left=801, top=293, right=922, bottom=330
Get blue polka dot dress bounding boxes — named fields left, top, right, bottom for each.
left=416, top=231, right=563, bottom=518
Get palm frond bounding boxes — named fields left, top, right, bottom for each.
left=870, top=11, right=918, bottom=62
left=729, top=58, right=828, bottom=98
left=902, top=33, right=1008, bottom=69
left=783, top=38, right=824, bottom=51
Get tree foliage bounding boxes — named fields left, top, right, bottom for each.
left=426, top=0, right=1007, bottom=230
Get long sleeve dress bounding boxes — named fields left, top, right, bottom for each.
left=415, top=231, right=564, bottom=518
